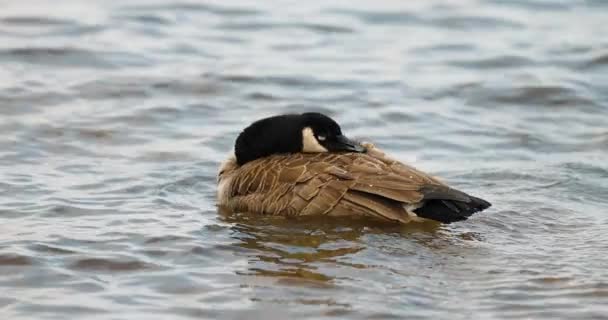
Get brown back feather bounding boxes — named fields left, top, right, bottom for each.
left=223, top=146, right=447, bottom=222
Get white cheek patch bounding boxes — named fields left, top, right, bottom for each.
left=301, top=127, right=328, bottom=153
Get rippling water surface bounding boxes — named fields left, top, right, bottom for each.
left=1, top=0, right=607, bottom=319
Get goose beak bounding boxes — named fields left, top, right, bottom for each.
left=334, top=135, right=366, bottom=153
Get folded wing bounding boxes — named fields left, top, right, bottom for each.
left=224, top=146, right=490, bottom=223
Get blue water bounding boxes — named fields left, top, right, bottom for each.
left=1, top=0, right=607, bottom=319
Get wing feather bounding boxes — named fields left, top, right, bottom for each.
left=336, top=191, right=409, bottom=223
left=300, top=179, right=353, bottom=216
left=222, top=147, right=449, bottom=220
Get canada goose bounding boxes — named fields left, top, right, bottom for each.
left=217, top=112, right=491, bottom=224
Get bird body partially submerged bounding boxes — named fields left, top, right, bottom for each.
left=217, top=113, right=490, bottom=224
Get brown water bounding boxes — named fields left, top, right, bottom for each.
left=1, top=0, right=608, bottom=319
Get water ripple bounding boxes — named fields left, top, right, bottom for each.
left=0, top=0, right=606, bottom=319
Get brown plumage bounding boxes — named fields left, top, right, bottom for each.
left=218, top=141, right=491, bottom=224
left=217, top=113, right=490, bottom=224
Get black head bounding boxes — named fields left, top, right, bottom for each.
left=234, top=112, right=366, bottom=165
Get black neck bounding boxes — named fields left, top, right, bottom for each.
left=234, top=114, right=304, bottom=165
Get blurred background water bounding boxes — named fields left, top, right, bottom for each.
left=1, top=0, right=607, bottom=319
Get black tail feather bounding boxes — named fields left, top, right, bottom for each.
left=414, top=196, right=491, bottom=224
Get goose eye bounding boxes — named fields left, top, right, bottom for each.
left=317, top=135, right=326, bottom=141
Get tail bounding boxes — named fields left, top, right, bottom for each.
left=414, top=185, right=491, bottom=223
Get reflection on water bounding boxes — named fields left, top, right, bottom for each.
left=1, top=0, right=608, bottom=319
left=223, top=211, right=443, bottom=282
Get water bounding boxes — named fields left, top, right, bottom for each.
left=1, top=0, right=607, bottom=319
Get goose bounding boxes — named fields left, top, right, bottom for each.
left=217, top=112, right=491, bottom=224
